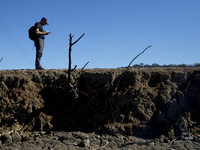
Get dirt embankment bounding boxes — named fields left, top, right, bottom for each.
left=0, top=68, right=200, bottom=139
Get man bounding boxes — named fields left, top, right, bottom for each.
left=34, top=17, right=50, bottom=70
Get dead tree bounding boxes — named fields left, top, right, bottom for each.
left=67, top=33, right=86, bottom=98
left=49, top=33, right=87, bottom=99
left=68, top=33, right=85, bottom=84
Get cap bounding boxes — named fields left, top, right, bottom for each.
left=41, top=17, right=49, bottom=25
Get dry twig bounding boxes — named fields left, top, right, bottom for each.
left=0, top=57, right=3, bottom=62
left=124, top=45, right=152, bottom=73
left=108, top=45, right=152, bottom=111
left=114, top=45, right=152, bottom=92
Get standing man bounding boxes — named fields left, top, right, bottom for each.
left=34, top=17, right=50, bottom=70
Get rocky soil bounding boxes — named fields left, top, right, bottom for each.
left=1, top=67, right=200, bottom=149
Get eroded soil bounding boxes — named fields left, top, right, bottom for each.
left=0, top=68, right=200, bottom=139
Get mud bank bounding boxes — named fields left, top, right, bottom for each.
left=0, top=68, right=200, bottom=139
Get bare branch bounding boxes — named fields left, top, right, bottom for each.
left=0, top=57, right=3, bottom=62
left=72, top=33, right=85, bottom=45
left=82, top=61, right=89, bottom=72
left=124, top=45, right=152, bottom=73
left=70, top=62, right=89, bottom=98
left=115, top=45, right=152, bottom=91
left=71, top=65, right=77, bottom=72
left=110, top=45, right=153, bottom=111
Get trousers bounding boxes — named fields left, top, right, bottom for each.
left=34, top=38, right=44, bottom=68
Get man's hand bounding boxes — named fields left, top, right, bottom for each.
left=44, top=31, right=50, bottom=35
left=35, top=28, right=50, bottom=35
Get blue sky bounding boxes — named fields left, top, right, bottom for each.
left=0, top=0, right=200, bottom=70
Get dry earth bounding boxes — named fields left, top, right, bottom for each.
left=0, top=67, right=200, bottom=149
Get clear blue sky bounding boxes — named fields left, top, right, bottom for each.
left=0, top=0, right=200, bottom=70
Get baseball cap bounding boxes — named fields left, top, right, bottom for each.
left=42, top=17, right=49, bottom=25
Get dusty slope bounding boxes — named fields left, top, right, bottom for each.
left=0, top=67, right=200, bottom=139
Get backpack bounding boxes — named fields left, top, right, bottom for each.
left=28, top=26, right=36, bottom=41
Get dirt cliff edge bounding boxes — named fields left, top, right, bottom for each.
left=0, top=68, right=200, bottom=139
